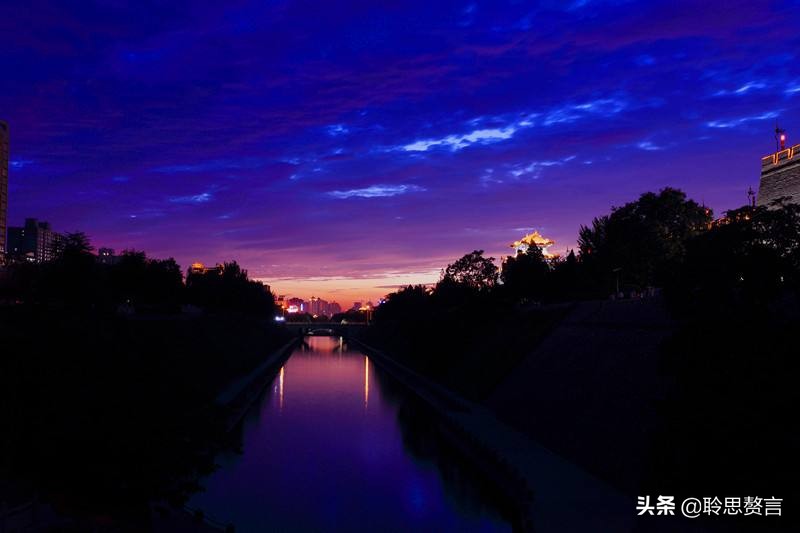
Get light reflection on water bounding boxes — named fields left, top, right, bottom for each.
left=189, top=336, right=513, bottom=532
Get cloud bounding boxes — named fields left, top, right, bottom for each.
left=153, top=157, right=267, bottom=173
left=481, top=156, right=576, bottom=187
left=10, top=159, right=33, bottom=169
left=401, top=97, right=629, bottom=153
left=327, top=124, right=349, bottom=136
left=327, top=184, right=426, bottom=199
left=509, top=158, right=571, bottom=178
left=402, top=126, right=517, bottom=152
left=169, top=192, right=213, bottom=204
left=637, top=140, right=663, bottom=151
left=706, top=111, right=779, bottom=129
left=635, top=54, right=656, bottom=66
left=713, top=80, right=768, bottom=97
left=543, top=98, right=627, bottom=126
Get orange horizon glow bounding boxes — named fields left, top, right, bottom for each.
left=258, top=269, right=440, bottom=309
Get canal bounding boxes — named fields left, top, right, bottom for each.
left=189, top=335, right=514, bottom=532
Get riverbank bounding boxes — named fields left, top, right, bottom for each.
left=350, top=337, right=635, bottom=533
left=362, top=303, right=570, bottom=402
left=487, top=298, right=675, bottom=496
left=217, top=337, right=301, bottom=432
left=0, top=307, right=293, bottom=528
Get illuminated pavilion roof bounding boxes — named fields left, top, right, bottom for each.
left=510, top=231, right=556, bottom=257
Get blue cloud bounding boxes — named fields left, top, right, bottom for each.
left=402, top=126, right=517, bottom=152
left=153, top=158, right=268, bottom=173
left=10, top=159, right=33, bottom=169
left=706, top=111, right=779, bottom=129
left=327, top=184, right=426, bottom=199
left=169, top=192, right=213, bottom=204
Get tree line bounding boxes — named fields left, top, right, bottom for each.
left=377, top=187, right=800, bottom=320
left=0, top=233, right=277, bottom=316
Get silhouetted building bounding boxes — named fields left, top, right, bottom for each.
left=287, top=297, right=305, bottom=314
left=0, top=121, right=8, bottom=258
left=6, top=218, right=62, bottom=263
left=758, top=126, right=800, bottom=207
left=97, top=247, right=120, bottom=265
left=276, top=295, right=287, bottom=313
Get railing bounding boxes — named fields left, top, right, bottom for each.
left=1, top=499, right=38, bottom=532
left=761, top=144, right=800, bottom=168
left=182, top=505, right=235, bottom=532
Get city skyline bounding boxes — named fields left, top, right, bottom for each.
left=2, top=1, right=800, bottom=304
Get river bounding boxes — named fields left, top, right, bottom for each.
left=189, top=335, right=514, bottom=532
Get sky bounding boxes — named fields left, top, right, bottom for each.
left=2, top=0, right=800, bottom=306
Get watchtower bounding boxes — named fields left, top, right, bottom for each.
left=758, top=125, right=800, bottom=207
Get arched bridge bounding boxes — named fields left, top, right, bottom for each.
left=281, top=322, right=368, bottom=339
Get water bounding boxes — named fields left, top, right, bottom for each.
left=189, top=336, right=513, bottom=532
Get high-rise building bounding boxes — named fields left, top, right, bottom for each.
left=758, top=127, right=800, bottom=207
left=6, top=218, right=63, bottom=263
left=1, top=121, right=9, bottom=257
left=308, top=296, right=333, bottom=316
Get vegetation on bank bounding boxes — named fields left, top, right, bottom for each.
left=0, top=236, right=291, bottom=525
left=1, top=233, right=276, bottom=316
left=368, top=188, right=800, bottom=511
left=371, top=189, right=799, bottom=379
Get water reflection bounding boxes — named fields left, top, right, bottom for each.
left=364, top=356, right=369, bottom=410
left=279, top=366, right=285, bottom=412
left=190, top=336, right=512, bottom=532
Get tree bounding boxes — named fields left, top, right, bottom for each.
left=108, top=251, right=184, bottom=312
left=667, top=201, right=800, bottom=314
left=58, top=232, right=94, bottom=260
left=501, top=245, right=550, bottom=302
left=39, top=231, right=99, bottom=308
left=374, top=285, right=431, bottom=323
left=186, top=261, right=276, bottom=316
left=578, top=188, right=711, bottom=291
left=439, top=250, right=499, bottom=291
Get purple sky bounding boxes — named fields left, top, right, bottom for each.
left=2, top=0, right=800, bottom=305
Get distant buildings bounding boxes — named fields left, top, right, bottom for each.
left=282, top=296, right=342, bottom=317
left=758, top=126, right=800, bottom=207
left=6, top=218, right=63, bottom=263
left=97, top=247, right=120, bottom=266
left=286, top=297, right=305, bottom=314
left=1, top=121, right=8, bottom=258
left=0, top=122, right=63, bottom=266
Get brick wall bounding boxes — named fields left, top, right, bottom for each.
left=758, top=145, right=800, bottom=207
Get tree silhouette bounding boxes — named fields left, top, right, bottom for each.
left=186, top=261, right=276, bottom=316
left=501, top=245, right=550, bottom=302
left=439, top=250, right=498, bottom=291
left=667, top=201, right=800, bottom=314
left=578, top=188, right=711, bottom=291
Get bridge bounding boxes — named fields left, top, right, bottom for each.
left=281, top=321, right=367, bottom=339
